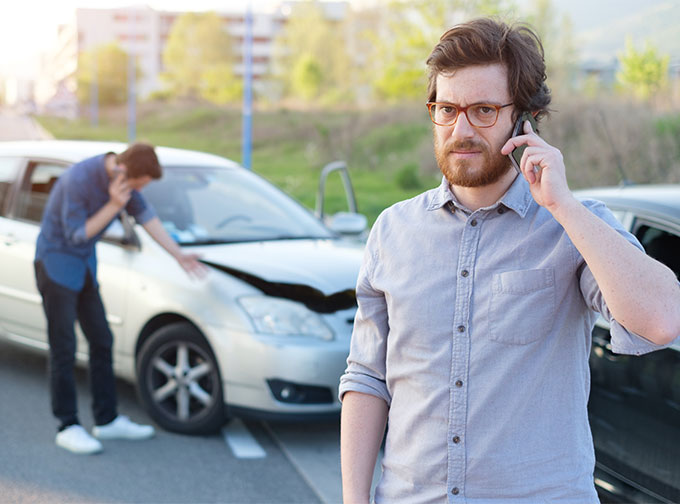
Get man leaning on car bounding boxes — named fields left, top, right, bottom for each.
left=34, top=142, right=206, bottom=454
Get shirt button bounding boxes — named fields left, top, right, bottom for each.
left=498, top=207, right=506, bottom=214
left=453, top=436, right=461, bottom=444
left=457, top=325, right=465, bottom=333
left=461, top=270, right=469, bottom=277
left=470, top=219, right=478, bottom=226
left=452, top=487, right=460, bottom=495
left=455, top=380, right=463, bottom=387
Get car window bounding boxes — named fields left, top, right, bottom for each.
left=14, top=162, right=67, bottom=223
left=636, top=223, right=680, bottom=280
left=589, top=218, right=680, bottom=502
left=0, top=157, right=21, bottom=215
left=142, top=166, right=334, bottom=244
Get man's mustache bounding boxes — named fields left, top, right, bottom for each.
left=442, top=140, right=488, bottom=153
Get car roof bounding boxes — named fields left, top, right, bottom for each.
left=0, top=140, right=241, bottom=170
left=574, top=184, right=680, bottom=224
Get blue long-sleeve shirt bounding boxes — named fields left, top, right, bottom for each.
left=35, top=153, right=156, bottom=291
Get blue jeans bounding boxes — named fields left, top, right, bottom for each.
left=34, top=261, right=118, bottom=430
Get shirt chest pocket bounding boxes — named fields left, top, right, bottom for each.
left=488, top=268, right=556, bottom=345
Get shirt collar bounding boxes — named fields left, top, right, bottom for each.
left=427, top=173, right=534, bottom=218
left=96, top=152, right=116, bottom=189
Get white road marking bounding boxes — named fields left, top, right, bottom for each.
left=222, top=419, right=266, bottom=459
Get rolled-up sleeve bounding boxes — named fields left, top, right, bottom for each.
left=339, top=219, right=392, bottom=406
left=126, top=191, right=157, bottom=225
left=578, top=198, right=674, bottom=355
left=61, top=176, right=90, bottom=246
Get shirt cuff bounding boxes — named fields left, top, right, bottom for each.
left=338, top=372, right=391, bottom=406
left=71, top=224, right=88, bottom=245
left=609, top=318, right=678, bottom=355
left=134, top=207, right=156, bottom=225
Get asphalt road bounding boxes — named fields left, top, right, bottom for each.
left=0, top=339, right=345, bottom=503
left=0, top=109, right=52, bottom=140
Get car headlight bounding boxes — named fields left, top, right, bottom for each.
left=238, top=296, right=334, bottom=341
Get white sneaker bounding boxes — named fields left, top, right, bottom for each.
left=56, top=425, right=103, bottom=454
left=92, top=415, right=155, bottom=440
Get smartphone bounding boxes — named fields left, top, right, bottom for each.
left=509, top=112, right=539, bottom=173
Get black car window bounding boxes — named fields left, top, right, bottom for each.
left=636, top=223, right=680, bottom=279
left=589, top=218, right=680, bottom=503
left=0, top=157, right=21, bottom=216
left=14, top=162, right=67, bottom=223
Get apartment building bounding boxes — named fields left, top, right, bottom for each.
left=34, top=2, right=348, bottom=112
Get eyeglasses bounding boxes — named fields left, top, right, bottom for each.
left=426, top=102, right=513, bottom=128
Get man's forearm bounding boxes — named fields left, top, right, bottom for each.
left=84, top=201, right=124, bottom=240
left=142, top=216, right=182, bottom=259
left=551, top=196, right=680, bottom=344
left=341, top=391, right=388, bottom=504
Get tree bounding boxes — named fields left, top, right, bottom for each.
left=200, top=64, right=242, bottom=105
left=617, top=37, right=669, bottom=100
left=272, top=1, right=354, bottom=104
left=77, top=43, right=133, bottom=106
left=524, top=0, right=578, bottom=93
left=161, top=11, right=237, bottom=101
left=365, top=0, right=510, bottom=103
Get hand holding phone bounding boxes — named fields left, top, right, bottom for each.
left=508, top=112, right=539, bottom=174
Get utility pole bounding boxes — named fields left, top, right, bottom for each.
left=90, top=57, right=98, bottom=126
left=127, top=8, right=137, bottom=143
left=241, top=2, right=253, bottom=170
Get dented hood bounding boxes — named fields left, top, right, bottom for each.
left=195, top=239, right=364, bottom=313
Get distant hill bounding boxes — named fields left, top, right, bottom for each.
left=559, top=0, right=680, bottom=64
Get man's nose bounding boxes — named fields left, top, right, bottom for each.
left=451, top=112, right=476, bottom=139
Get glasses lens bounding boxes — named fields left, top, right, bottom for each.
left=468, top=104, right=498, bottom=127
left=432, top=104, right=458, bottom=125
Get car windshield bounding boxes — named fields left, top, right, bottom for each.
left=142, top=165, right=334, bottom=245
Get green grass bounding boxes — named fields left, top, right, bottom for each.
left=36, top=103, right=440, bottom=225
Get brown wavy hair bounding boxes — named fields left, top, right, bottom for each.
left=426, top=18, right=551, bottom=121
left=116, top=142, right=162, bottom=179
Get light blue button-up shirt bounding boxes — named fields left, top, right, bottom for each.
left=339, top=175, right=668, bottom=503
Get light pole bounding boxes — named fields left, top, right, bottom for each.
left=90, top=57, right=98, bottom=126
left=127, top=8, right=137, bottom=143
left=241, top=2, right=253, bottom=170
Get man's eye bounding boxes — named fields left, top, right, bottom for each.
left=476, top=106, right=494, bottom=115
left=440, top=106, right=456, bottom=115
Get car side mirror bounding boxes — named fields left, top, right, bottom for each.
left=102, top=214, right=140, bottom=248
left=327, top=211, right=367, bottom=236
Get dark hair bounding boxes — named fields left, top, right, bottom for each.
left=116, top=142, right=162, bottom=179
left=426, top=18, right=551, bottom=121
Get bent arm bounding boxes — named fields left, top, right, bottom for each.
left=83, top=201, right=124, bottom=240
left=341, top=391, right=388, bottom=504
left=553, top=197, right=680, bottom=345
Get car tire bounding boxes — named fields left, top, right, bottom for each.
left=136, top=322, right=225, bottom=434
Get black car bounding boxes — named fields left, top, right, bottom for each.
left=575, top=185, right=680, bottom=504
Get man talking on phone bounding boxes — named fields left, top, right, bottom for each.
left=35, top=142, right=206, bottom=454
left=339, top=18, right=680, bottom=503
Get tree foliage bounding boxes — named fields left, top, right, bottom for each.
left=617, top=37, right=669, bottom=100
left=161, top=11, right=238, bottom=102
left=273, top=1, right=354, bottom=104
left=365, top=0, right=511, bottom=103
left=77, top=43, right=133, bottom=106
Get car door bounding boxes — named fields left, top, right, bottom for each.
left=589, top=213, right=680, bottom=503
left=0, top=158, right=133, bottom=354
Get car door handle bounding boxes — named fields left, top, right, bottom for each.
left=0, top=233, right=17, bottom=245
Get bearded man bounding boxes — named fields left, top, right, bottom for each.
left=339, top=18, right=680, bottom=504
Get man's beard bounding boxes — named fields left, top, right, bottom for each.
left=434, top=135, right=512, bottom=188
